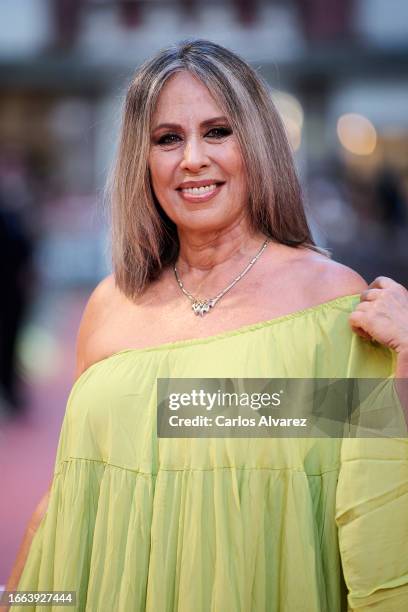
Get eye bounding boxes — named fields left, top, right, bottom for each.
left=206, top=126, right=232, bottom=138
left=156, top=133, right=181, bottom=146
left=153, top=126, right=232, bottom=147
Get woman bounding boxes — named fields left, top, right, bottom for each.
left=5, top=39, right=408, bottom=612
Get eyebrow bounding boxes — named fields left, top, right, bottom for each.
left=151, top=116, right=230, bottom=132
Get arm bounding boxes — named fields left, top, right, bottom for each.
left=73, top=273, right=117, bottom=379
left=337, top=277, right=408, bottom=610
left=349, top=276, right=408, bottom=419
left=1, top=485, right=51, bottom=601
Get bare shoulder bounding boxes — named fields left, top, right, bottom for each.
left=74, top=273, right=121, bottom=381
left=292, top=248, right=368, bottom=303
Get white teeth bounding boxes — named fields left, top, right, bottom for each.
left=181, top=183, right=218, bottom=194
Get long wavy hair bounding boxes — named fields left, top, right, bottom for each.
left=107, top=38, right=327, bottom=300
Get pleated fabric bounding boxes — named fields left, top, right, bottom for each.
left=14, top=294, right=408, bottom=611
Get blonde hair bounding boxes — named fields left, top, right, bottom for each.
left=107, top=38, right=327, bottom=300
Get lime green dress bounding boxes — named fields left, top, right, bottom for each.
left=15, top=294, right=408, bottom=611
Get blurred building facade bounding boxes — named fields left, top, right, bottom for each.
left=0, top=0, right=407, bottom=287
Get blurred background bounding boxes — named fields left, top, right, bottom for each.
left=0, top=0, right=407, bottom=585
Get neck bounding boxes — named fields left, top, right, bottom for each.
left=174, top=221, right=268, bottom=295
left=176, top=222, right=266, bottom=273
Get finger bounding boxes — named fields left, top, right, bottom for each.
left=368, top=276, right=396, bottom=290
left=349, top=312, right=372, bottom=340
left=354, top=327, right=372, bottom=340
left=349, top=308, right=371, bottom=327
left=353, top=301, right=371, bottom=313
left=349, top=309, right=363, bottom=324
left=359, top=288, right=382, bottom=302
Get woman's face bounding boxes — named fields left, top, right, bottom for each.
left=148, top=71, right=248, bottom=234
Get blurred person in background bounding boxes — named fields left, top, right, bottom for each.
left=374, top=165, right=407, bottom=241
left=0, top=151, right=36, bottom=418
left=2, top=39, right=408, bottom=612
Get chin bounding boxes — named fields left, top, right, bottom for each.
left=178, top=216, right=234, bottom=234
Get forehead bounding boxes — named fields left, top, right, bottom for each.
left=152, top=71, right=223, bottom=122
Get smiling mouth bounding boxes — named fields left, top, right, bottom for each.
left=177, top=182, right=224, bottom=195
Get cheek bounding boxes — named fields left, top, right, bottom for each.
left=221, top=143, right=245, bottom=177
left=149, top=156, right=167, bottom=191
left=149, top=152, right=177, bottom=191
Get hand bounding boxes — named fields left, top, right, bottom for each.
left=349, top=276, right=408, bottom=353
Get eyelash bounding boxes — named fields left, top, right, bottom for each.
left=155, top=127, right=232, bottom=146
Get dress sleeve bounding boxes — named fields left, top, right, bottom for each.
left=335, top=336, right=408, bottom=610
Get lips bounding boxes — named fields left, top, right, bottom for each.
left=177, top=181, right=225, bottom=202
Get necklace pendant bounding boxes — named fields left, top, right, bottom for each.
left=192, top=299, right=215, bottom=316
left=175, top=238, right=269, bottom=317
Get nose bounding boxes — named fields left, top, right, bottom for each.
left=179, top=136, right=210, bottom=172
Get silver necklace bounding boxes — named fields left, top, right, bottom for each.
left=174, top=238, right=269, bottom=317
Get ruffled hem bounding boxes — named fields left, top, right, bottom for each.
left=16, top=457, right=343, bottom=612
